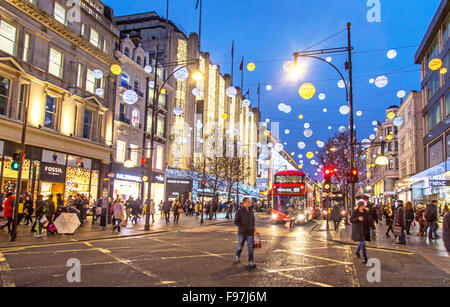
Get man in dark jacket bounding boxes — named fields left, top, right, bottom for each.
left=443, top=211, right=450, bottom=255
left=162, top=200, right=171, bottom=225
left=46, top=195, right=55, bottom=224
left=234, top=198, right=256, bottom=267
left=330, top=204, right=342, bottom=231
left=425, top=201, right=438, bottom=240
left=351, top=201, right=375, bottom=264
left=394, top=200, right=406, bottom=244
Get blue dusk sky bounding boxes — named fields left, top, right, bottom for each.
left=106, top=0, right=442, bottom=179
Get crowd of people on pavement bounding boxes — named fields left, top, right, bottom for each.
left=347, top=199, right=450, bottom=263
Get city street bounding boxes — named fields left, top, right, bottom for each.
left=0, top=214, right=448, bottom=287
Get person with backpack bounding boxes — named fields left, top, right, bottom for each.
left=425, top=201, right=439, bottom=240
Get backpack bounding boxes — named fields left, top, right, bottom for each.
left=47, top=223, right=57, bottom=234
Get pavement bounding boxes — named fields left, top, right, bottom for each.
left=0, top=212, right=234, bottom=248
left=315, top=217, right=448, bottom=257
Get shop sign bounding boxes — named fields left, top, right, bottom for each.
left=40, top=162, right=66, bottom=182
left=153, top=173, right=165, bottom=184
left=167, top=178, right=193, bottom=194
left=116, top=173, right=142, bottom=182
left=428, top=180, right=449, bottom=187
left=167, top=179, right=191, bottom=185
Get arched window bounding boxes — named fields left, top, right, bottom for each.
left=124, top=47, right=130, bottom=57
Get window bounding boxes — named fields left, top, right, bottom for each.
left=426, top=71, right=439, bottom=101
left=18, top=84, right=28, bottom=120
left=395, top=141, right=398, bottom=152
left=54, top=2, right=67, bottom=25
left=0, top=20, right=17, bottom=55
left=0, top=77, right=10, bottom=116
left=388, top=159, right=394, bottom=170
left=77, top=63, right=84, bottom=88
left=83, top=109, right=92, bottom=139
left=133, top=81, right=140, bottom=92
left=395, top=158, right=399, bottom=170
left=23, top=33, right=30, bottom=62
left=130, top=144, right=138, bottom=166
left=44, top=95, right=57, bottom=129
left=426, top=37, right=439, bottom=71
left=443, top=14, right=450, bottom=44
left=86, top=69, right=95, bottom=94
left=156, top=146, right=163, bottom=170
left=428, top=103, right=441, bottom=131
left=429, top=140, right=443, bottom=167
left=121, top=73, right=130, bottom=88
left=48, top=48, right=63, bottom=78
left=158, top=92, right=166, bottom=108
left=131, top=109, right=139, bottom=128
left=444, top=52, right=450, bottom=80
left=136, top=56, right=142, bottom=65
left=116, top=140, right=126, bottom=163
left=124, top=47, right=130, bottom=57
left=446, top=91, right=450, bottom=117
left=102, top=39, right=108, bottom=53
left=146, top=113, right=153, bottom=134
left=81, top=24, right=86, bottom=36
left=90, top=28, right=99, bottom=48
left=157, top=117, right=165, bottom=138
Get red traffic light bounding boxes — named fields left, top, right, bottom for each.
left=140, top=158, right=146, bottom=164
left=351, top=169, right=358, bottom=176
left=201, top=180, right=206, bottom=186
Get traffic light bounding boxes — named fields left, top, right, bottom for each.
left=141, top=175, right=149, bottom=182
left=349, top=169, right=359, bottom=183
left=140, top=157, right=146, bottom=165
left=323, top=181, right=331, bottom=192
left=11, top=153, right=20, bottom=171
left=323, top=167, right=334, bottom=180
left=201, top=180, right=206, bottom=188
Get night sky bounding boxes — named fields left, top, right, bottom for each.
left=106, top=0, right=441, bottom=180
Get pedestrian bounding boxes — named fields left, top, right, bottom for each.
left=173, top=200, right=181, bottom=224
left=393, top=200, right=407, bottom=244
left=405, top=201, right=415, bottom=235
left=384, top=203, right=396, bottom=238
left=442, top=204, right=449, bottom=218
left=425, top=200, right=439, bottom=240
left=288, top=204, right=296, bottom=231
left=194, top=202, right=200, bottom=219
left=0, top=192, right=14, bottom=232
left=226, top=202, right=233, bottom=220
left=159, top=200, right=163, bottom=217
left=46, top=194, right=55, bottom=224
left=23, top=195, right=34, bottom=226
left=367, top=202, right=379, bottom=238
left=351, top=201, right=375, bottom=264
left=443, top=210, right=450, bottom=255
left=212, top=202, right=218, bottom=219
left=99, top=196, right=108, bottom=230
left=148, top=199, right=156, bottom=223
left=131, top=199, right=140, bottom=225
left=112, top=200, right=124, bottom=233
left=234, top=197, right=256, bottom=268
left=416, top=203, right=427, bottom=237
left=331, top=204, right=342, bottom=231
left=162, top=199, right=171, bottom=225
left=32, top=195, right=47, bottom=237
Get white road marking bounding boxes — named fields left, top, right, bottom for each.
left=0, top=252, right=15, bottom=287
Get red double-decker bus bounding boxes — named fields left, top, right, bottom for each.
left=269, top=170, right=321, bottom=224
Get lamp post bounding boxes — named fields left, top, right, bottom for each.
left=292, top=23, right=355, bottom=213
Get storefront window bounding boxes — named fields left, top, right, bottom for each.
left=65, top=166, right=91, bottom=199
left=429, top=140, right=444, bottom=168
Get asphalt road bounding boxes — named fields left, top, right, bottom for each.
left=0, top=215, right=448, bottom=287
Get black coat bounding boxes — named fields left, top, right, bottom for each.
left=351, top=209, right=374, bottom=242
left=235, top=207, right=255, bottom=236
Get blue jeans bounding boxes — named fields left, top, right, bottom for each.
left=428, top=221, right=437, bottom=239
left=356, top=240, right=367, bottom=260
left=399, top=229, right=406, bottom=244
left=236, top=233, right=254, bottom=262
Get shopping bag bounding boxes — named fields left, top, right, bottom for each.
left=284, top=221, right=290, bottom=228
left=120, top=218, right=127, bottom=227
left=393, top=225, right=402, bottom=237
left=253, top=232, right=262, bottom=248
left=39, top=216, right=48, bottom=224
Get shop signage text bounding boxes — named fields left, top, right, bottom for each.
left=40, top=162, right=66, bottom=182
left=116, top=173, right=142, bottom=182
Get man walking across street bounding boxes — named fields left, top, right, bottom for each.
left=162, top=199, right=172, bottom=225
left=331, top=204, right=342, bottom=231
left=235, top=197, right=256, bottom=268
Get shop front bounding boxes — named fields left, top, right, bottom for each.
left=408, top=161, right=449, bottom=209
left=144, top=171, right=165, bottom=206
left=0, top=141, right=101, bottom=203
left=166, top=178, right=192, bottom=203
left=113, top=173, right=142, bottom=200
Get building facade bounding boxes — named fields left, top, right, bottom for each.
left=0, top=0, right=119, bottom=202
left=411, top=0, right=449, bottom=206
left=367, top=106, right=400, bottom=205
left=396, top=91, right=424, bottom=202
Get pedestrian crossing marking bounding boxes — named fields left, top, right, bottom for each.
left=0, top=252, right=15, bottom=287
